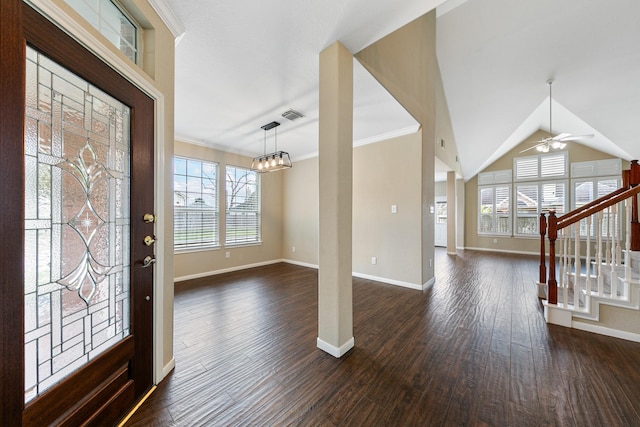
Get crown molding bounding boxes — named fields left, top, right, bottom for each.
left=148, top=0, right=186, bottom=45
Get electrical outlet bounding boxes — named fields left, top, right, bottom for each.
left=371, top=256, right=377, bottom=265
left=429, top=259, right=432, bottom=267
left=493, top=238, right=498, bottom=244
left=391, top=205, right=397, bottom=214
left=292, top=246, right=296, bottom=253
left=225, top=251, right=230, bottom=258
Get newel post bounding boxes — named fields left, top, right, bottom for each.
left=547, top=210, right=558, bottom=304
left=630, top=160, right=640, bottom=251
left=539, top=213, right=547, bottom=285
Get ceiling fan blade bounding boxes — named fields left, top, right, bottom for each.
left=551, top=132, right=572, bottom=141
left=556, top=134, right=594, bottom=142
left=519, top=141, right=548, bottom=153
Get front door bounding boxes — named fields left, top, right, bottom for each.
left=1, top=3, right=155, bottom=425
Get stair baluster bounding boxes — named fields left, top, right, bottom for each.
left=574, top=224, right=580, bottom=308
left=586, top=215, right=592, bottom=293
left=597, top=210, right=604, bottom=295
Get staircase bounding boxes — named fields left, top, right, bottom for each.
left=540, top=160, right=640, bottom=341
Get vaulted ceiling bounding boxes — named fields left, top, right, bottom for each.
left=168, top=0, right=640, bottom=181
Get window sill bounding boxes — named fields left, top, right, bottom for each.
left=174, top=245, right=221, bottom=255
left=224, top=241, right=262, bottom=249
left=513, top=234, right=539, bottom=239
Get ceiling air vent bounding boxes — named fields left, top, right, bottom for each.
left=281, top=109, right=305, bottom=121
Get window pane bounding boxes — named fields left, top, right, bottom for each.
left=541, top=182, right=565, bottom=214
left=574, top=180, right=593, bottom=208
left=479, top=187, right=494, bottom=233
left=540, top=154, right=566, bottom=178
left=174, top=157, right=218, bottom=249
left=436, top=202, right=447, bottom=224
left=597, top=178, right=618, bottom=199
left=516, top=184, right=537, bottom=235
left=495, top=186, right=511, bottom=234
left=515, top=157, right=538, bottom=180
left=226, top=166, right=260, bottom=245
left=64, top=0, right=137, bottom=62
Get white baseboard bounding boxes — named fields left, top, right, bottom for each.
left=161, top=358, right=175, bottom=380
left=317, top=336, right=355, bottom=358
left=173, top=259, right=283, bottom=282
left=464, top=246, right=538, bottom=256
left=175, top=258, right=427, bottom=293
left=447, top=251, right=457, bottom=255
left=351, top=272, right=421, bottom=290
left=423, top=277, right=436, bottom=291
left=572, top=321, right=640, bottom=343
left=282, top=259, right=319, bottom=269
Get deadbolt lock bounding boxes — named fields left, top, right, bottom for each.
left=143, top=213, right=156, bottom=223
left=144, top=235, right=156, bottom=246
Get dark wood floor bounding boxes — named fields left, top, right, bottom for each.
left=125, top=249, right=640, bottom=426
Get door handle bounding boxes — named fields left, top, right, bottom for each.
left=142, top=256, right=156, bottom=268
left=143, top=213, right=156, bottom=223
left=144, top=235, right=156, bottom=246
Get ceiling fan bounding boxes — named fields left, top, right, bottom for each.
left=520, top=79, right=593, bottom=153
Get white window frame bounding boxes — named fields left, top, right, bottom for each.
left=173, top=157, right=219, bottom=251
left=514, top=152, right=568, bottom=182
left=478, top=184, right=512, bottom=236
left=225, top=165, right=261, bottom=246
left=510, top=152, right=569, bottom=237
left=514, top=180, right=568, bottom=237
left=477, top=170, right=512, bottom=236
left=571, top=175, right=622, bottom=239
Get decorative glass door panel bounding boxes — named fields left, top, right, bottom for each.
left=24, top=45, right=131, bottom=402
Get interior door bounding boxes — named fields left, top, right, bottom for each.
left=434, top=197, right=447, bottom=247
left=1, top=3, right=155, bottom=425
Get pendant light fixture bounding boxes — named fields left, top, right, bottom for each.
left=251, top=121, right=292, bottom=173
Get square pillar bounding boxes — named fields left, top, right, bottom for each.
left=317, top=41, right=354, bottom=357
left=446, top=170, right=457, bottom=255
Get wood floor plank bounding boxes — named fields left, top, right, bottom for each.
left=125, top=251, right=640, bottom=426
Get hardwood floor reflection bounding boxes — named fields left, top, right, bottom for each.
left=125, top=249, right=640, bottom=426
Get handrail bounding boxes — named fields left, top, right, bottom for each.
left=557, top=187, right=627, bottom=224
left=557, top=185, right=640, bottom=230
left=541, top=160, right=640, bottom=305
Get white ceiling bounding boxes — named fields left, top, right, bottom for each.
left=168, top=0, right=640, bottom=180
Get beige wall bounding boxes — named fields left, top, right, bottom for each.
left=282, top=157, right=319, bottom=265
left=352, top=133, right=422, bottom=285
left=283, top=132, right=423, bottom=286
left=434, top=59, right=461, bottom=176
left=356, top=12, right=437, bottom=286
left=173, top=140, right=283, bottom=280
left=464, top=130, right=626, bottom=253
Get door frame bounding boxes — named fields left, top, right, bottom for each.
left=0, top=0, right=168, bottom=423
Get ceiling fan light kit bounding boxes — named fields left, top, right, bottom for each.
left=520, top=80, right=594, bottom=154
left=251, top=121, right=292, bottom=173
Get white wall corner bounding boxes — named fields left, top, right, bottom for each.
left=352, top=272, right=421, bottom=290
left=422, top=277, right=436, bottom=291
left=536, top=280, right=547, bottom=299
left=161, top=358, right=175, bottom=380
left=543, top=303, right=573, bottom=327
left=317, top=337, right=354, bottom=358
left=282, top=259, right=319, bottom=269
left=147, top=0, right=186, bottom=45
